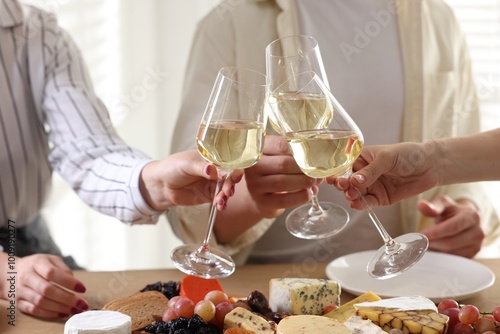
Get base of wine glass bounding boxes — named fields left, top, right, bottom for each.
left=171, top=244, right=235, bottom=279
left=286, top=202, right=350, bottom=239
left=367, top=232, right=429, bottom=280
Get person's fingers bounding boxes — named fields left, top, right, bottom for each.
left=350, top=151, right=391, bottom=190
left=18, top=275, right=88, bottom=319
left=416, top=199, right=444, bottom=218
left=38, top=255, right=85, bottom=293
left=17, top=284, right=85, bottom=317
left=17, top=298, right=69, bottom=319
left=262, top=135, right=292, bottom=155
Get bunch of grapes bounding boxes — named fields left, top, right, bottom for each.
left=161, top=290, right=239, bottom=329
left=438, top=299, right=500, bottom=334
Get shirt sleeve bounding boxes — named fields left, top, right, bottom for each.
left=41, top=13, right=162, bottom=224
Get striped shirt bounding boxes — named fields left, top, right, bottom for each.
left=0, top=0, right=161, bottom=228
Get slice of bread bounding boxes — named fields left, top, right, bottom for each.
left=102, top=290, right=169, bottom=331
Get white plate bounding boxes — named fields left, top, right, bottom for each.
left=325, top=250, right=495, bottom=302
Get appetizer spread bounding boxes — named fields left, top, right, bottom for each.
left=63, top=274, right=500, bottom=334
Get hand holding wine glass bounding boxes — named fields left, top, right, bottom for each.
left=265, top=35, right=350, bottom=239
left=268, top=71, right=429, bottom=279
left=171, top=67, right=267, bottom=278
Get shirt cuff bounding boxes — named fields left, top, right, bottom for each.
left=128, top=159, right=164, bottom=223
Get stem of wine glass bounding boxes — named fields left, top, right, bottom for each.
left=197, top=168, right=231, bottom=256
left=354, top=187, right=399, bottom=254
left=307, top=186, right=325, bottom=216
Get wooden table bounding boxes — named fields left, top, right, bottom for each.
left=1, top=259, right=498, bottom=333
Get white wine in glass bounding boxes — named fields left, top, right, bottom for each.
left=266, top=35, right=350, bottom=239
left=171, top=67, right=267, bottom=279
left=270, top=71, right=429, bottom=279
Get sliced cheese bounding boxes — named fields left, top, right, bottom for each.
left=269, top=278, right=340, bottom=315
left=344, top=315, right=387, bottom=334
left=277, top=315, right=351, bottom=334
left=354, top=296, right=437, bottom=312
left=224, top=307, right=275, bottom=334
left=354, top=296, right=449, bottom=334
left=325, top=291, right=381, bottom=323
left=64, top=310, right=131, bottom=334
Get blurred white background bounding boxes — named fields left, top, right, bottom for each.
left=23, top=0, right=500, bottom=271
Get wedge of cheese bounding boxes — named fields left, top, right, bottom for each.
left=277, top=315, right=351, bottom=334
left=344, top=315, right=387, bottom=334
left=269, top=278, right=340, bottom=315
left=224, top=307, right=276, bottom=333
left=325, top=291, right=381, bottom=323
left=354, top=296, right=449, bottom=334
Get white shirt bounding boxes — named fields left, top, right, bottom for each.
left=249, top=0, right=405, bottom=263
left=0, top=0, right=161, bottom=228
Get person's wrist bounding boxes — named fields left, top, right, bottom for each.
left=139, top=161, right=171, bottom=211
left=427, top=139, right=446, bottom=186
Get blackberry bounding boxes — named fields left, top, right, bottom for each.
left=197, top=324, right=222, bottom=334
left=169, top=317, right=190, bottom=331
left=141, top=281, right=162, bottom=293
left=172, top=329, right=193, bottom=334
left=143, top=320, right=172, bottom=334
left=140, top=280, right=180, bottom=299
left=155, top=321, right=172, bottom=334
left=162, top=280, right=181, bottom=299
left=187, top=314, right=205, bottom=331
left=144, top=323, right=157, bottom=333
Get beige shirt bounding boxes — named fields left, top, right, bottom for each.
left=168, top=0, right=500, bottom=263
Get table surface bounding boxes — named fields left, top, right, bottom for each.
left=1, top=258, right=498, bottom=333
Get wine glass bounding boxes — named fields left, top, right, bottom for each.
left=268, top=71, right=429, bottom=279
left=171, top=67, right=267, bottom=278
left=265, top=35, right=350, bottom=239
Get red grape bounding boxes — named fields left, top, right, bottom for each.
left=174, top=297, right=195, bottom=318
left=493, top=306, right=500, bottom=322
left=168, top=296, right=181, bottom=309
left=442, top=307, right=461, bottom=329
left=482, top=314, right=496, bottom=323
left=475, top=317, right=496, bottom=333
left=459, top=304, right=480, bottom=325
left=438, top=299, right=459, bottom=313
left=162, top=308, right=178, bottom=322
left=214, top=301, right=234, bottom=325
left=450, top=323, right=474, bottom=334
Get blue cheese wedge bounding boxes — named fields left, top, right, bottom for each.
left=64, top=310, right=131, bottom=334
left=354, top=296, right=449, bottom=334
left=269, top=278, right=340, bottom=315
left=224, top=307, right=276, bottom=333
left=277, top=315, right=351, bottom=334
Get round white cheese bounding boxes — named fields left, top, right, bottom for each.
left=64, top=310, right=131, bottom=334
